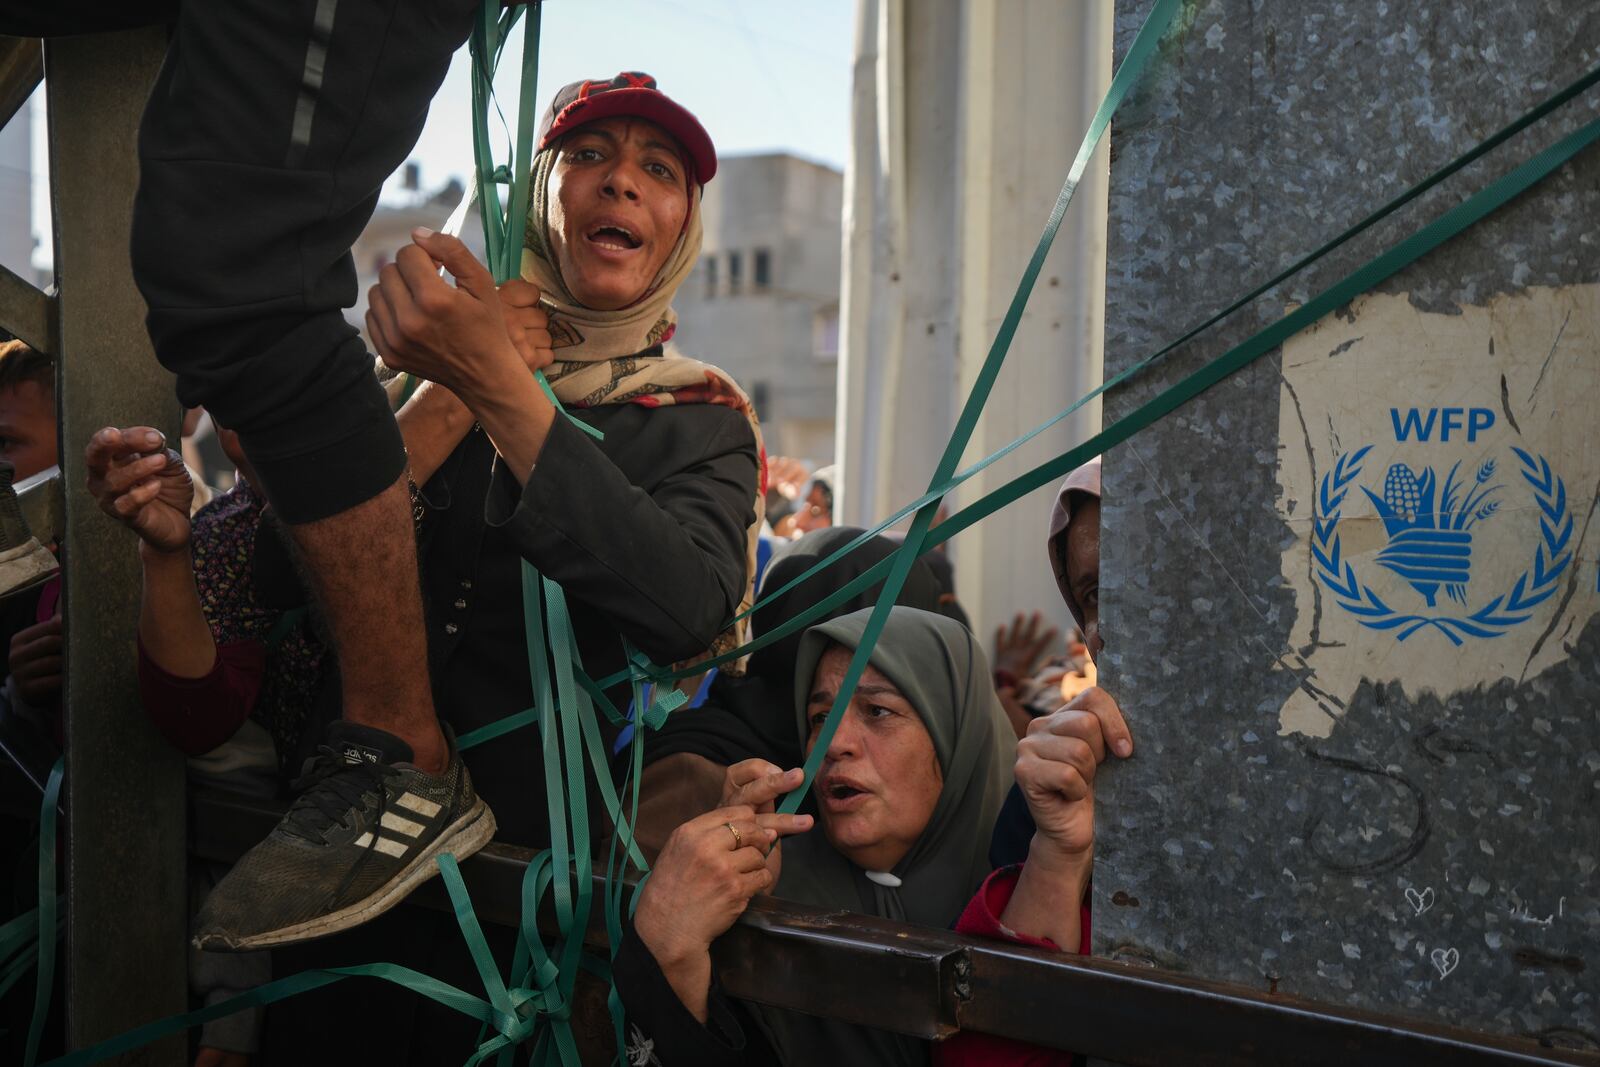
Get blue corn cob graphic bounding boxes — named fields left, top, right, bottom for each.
left=1362, top=463, right=1470, bottom=608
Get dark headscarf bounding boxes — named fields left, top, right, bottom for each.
left=644, top=528, right=944, bottom=771
left=761, top=607, right=1012, bottom=1067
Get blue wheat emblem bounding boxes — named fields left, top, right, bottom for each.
left=1312, top=447, right=1571, bottom=643
left=1363, top=460, right=1501, bottom=607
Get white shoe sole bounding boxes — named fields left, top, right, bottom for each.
left=0, top=538, right=58, bottom=598
left=197, top=798, right=498, bottom=952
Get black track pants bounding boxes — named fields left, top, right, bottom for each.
left=7, top=0, right=478, bottom=521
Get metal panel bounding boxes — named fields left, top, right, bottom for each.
left=0, top=262, right=54, bottom=354
left=1096, top=0, right=1600, bottom=1049
left=47, top=28, right=187, bottom=1063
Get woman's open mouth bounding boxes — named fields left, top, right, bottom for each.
left=820, top=779, right=871, bottom=811
left=586, top=223, right=642, bottom=252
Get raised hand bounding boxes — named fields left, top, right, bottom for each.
left=496, top=278, right=555, bottom=375
left=84, top=426, right=194, bottom=553
left=365, top=229, right=526, bottom=403
left=993, top=611, right=1062, bottom=683
left=1015, top=686, right=1132, bottom=860
left=633, top=800, right=813, bottom=1020
left=719, top=758, right=806, bottom=884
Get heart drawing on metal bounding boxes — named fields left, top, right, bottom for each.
left=1405, top=886, right=1436, bottom=915
left=1430, top=947, right=1460, bottom=979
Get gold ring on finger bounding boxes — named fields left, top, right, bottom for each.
left=725, top=822, right=743, bottom=849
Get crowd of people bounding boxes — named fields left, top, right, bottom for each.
left=0, top=7, right=1122, bottom=1064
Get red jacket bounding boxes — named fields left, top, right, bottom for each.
left=935, top=865, right=1089, bottom=1067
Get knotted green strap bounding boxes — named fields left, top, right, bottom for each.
left=27, top=6, right=1600, bottom=1063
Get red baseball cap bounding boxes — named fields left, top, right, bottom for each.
left=537, top=71, right=718, bottom=184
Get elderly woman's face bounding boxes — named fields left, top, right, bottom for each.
left=805, top=645, right=943, bottom=873
left=546, top=117, right=691, bottom=310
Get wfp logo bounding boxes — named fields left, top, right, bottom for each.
left=1312, top=407, right=1573, bottom=644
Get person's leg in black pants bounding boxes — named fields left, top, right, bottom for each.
left=131, top=0, right=475, bottom=772
left=119, top=0, right=490, bottom=946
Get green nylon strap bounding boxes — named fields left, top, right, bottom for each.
left=25, top=758, right=62, bottom=1067
left=468, top=0, right=602, bottom=442
left=468, top=7, right=616, bottom=1056
left=776, top=0, right=1185, bottom=813
left=676, top=110, right=1600, bottom=704
left=46, top=965, right=501, bottom=1067
left=496, top=12, right=539, bottom=283
left=700, top=56, right=1600, bottom=662
left=39, top=855, right=546, bottom=1065
left=27, top=14, right=1600, bottom=1065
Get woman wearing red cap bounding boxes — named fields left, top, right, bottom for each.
left=255, top=74, right=766, bottom=1062
left=360, top=69, right=763, bottom=852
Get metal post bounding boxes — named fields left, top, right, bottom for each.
left=47, top=28, right=188, bottom=1062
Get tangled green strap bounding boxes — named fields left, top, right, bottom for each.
left=28, top=4, right=1600, bottom=1062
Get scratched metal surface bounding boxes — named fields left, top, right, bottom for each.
left=1095, top=0, right=1600, bottom=1049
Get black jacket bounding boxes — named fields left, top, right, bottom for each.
left=614, top=921, right=778, bottom=1067
left=418, top=399, right=759, bottom=847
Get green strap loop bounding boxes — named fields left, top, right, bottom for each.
left=27, top=10, right=1600, bottom=1063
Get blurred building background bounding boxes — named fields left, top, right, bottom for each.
left=674, top=152, right=841, bottom=463
left=0, top=95, right=33, bottom=283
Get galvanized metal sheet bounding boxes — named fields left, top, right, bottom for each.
left=1097, top=0, right=1600, bottom=1051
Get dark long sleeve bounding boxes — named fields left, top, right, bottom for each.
left=485, top=404, right=759, bottom=666
left=613, top=921, right=777, bottom=1067
left=137, top=636, right=267, bottom=756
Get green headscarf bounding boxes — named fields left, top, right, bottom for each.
left=762, top=606, right=1013, bottom=1067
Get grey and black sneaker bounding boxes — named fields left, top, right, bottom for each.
left=0, top=459, right=58, bottom=600
left=194, top=721, right=496, bottom=952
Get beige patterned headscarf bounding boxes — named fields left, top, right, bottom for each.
left=521, top=146, right=768, bottom=670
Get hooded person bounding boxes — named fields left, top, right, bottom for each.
left=263, top=72, right=766, bottom=1063
left=633, top=526, right=950, bottom=853
left=1046, top=456, right=1101, bottom=650
left=936, top=457, right=1132, bottom=1067
left=617, top=606, right=1014, bottom=1067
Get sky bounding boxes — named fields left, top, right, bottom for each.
left=28, top=0, right=856, bottom=268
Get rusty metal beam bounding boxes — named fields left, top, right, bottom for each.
left=0, top=263, right=54, bottom=355
left=188, top=792, right=1600, bottom=1066
left=47, top=27, right=186, bottom=1065
left=0, top=36, right=42, bottom=131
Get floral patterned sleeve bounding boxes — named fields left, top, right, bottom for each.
left=137, top=480, right=324, bottom=764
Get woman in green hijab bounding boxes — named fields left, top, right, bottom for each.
left=616, top=605, right=1014, bottom=1066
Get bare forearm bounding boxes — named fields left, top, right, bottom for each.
left=1000, top=841, right=1092, bottom=952
left=397, top=379, right=476, bottom=485
left=138, top=543, right=218, bottom=678
left=460, top=366, right=556, bottom=484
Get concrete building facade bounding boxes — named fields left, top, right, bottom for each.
left=348, top=156, right=841, bottom=469
left=0, top=95, right=35, bottom=283
left=835, top=0, right=1113, bottom=643
left=673, top=152, right=842, bottom=464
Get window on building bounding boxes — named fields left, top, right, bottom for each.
left=728, top=251, right=743, bottom=294
left=753, top=248, right=772, bottom=289
left=705, top=254, right=718, bottom=299
left=813, top=303, right=840, bottom=361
